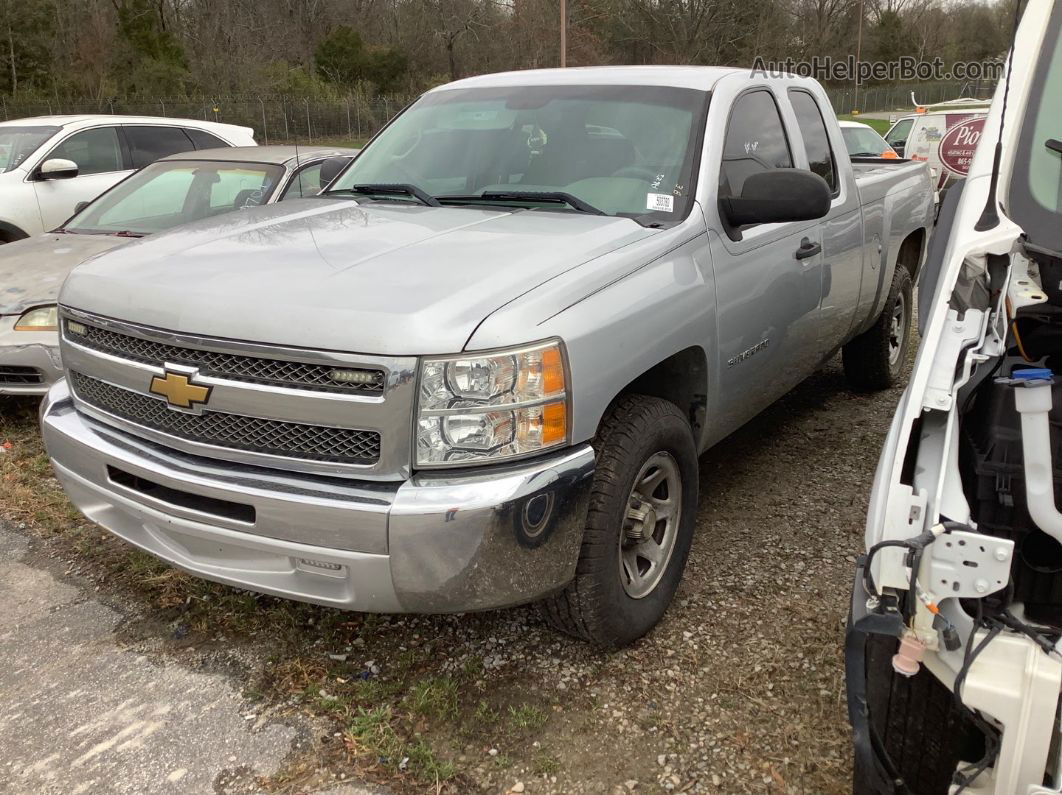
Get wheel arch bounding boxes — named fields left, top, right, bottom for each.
left=895, top=227, right=927, bottom=282
left=597, top=346, right=709, bottom=444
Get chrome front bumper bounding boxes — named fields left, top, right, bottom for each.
left=0, top=322, right=62, bottom=396
left=41, top=379, right=595, bottom=613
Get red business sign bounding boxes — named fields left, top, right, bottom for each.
left=938, top=117, right=986, bottom=176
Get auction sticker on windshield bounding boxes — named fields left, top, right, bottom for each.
left=938, top=116, right=986, bottom=176
left=647, top=193, right=675, bottom=212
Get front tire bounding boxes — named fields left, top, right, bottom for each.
left=540, top=395, right=698, bottom=649
left=843, top=266, right=913, bottom=391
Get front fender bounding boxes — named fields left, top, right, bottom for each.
left=466, top=219, right=715, bottom=447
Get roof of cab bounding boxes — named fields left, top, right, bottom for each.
left=431, top=65, right=745, bottom=92
left=161, top=145, right=358, bottom=165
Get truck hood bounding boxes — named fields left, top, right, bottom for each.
left=0, top=233, right=129, bottom=315
left=60, top=199, right=657, bottom=354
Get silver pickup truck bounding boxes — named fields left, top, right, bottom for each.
left=41, top=67, right=933, bottom=648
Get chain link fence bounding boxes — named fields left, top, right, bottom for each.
left=0, top=94, right=419, bottom=144
left=0, top=79, right=997, bottom=141
left=824, top=79, right=997, bottom=115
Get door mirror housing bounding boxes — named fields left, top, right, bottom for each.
left=318, top=156, right=353, bottom=188
left=37, top=158, right=80, bottom=181
left=892, top=141, right=907, bottom=157
left=73, top=200, right=90, bottom=215
left=721, top=169, right=831, bottom=227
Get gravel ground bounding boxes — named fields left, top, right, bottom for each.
left=0, top=349, right=910, bottom=794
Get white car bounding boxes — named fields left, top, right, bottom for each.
left=838, top=120, right=900, bottom=159
left=0, top=145, right=356, bottom=395
left=848, top=0, right=1062, bottom=791
left=0, top=116, right=255, bottom=243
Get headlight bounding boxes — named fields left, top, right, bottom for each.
left=14, top=305, right=58, bottom=331
left=416, top=340, right=569, bottom=466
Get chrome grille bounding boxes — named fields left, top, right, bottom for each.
left=70, top=371, right=381, bottom=465
left=66, top=320, right=384, bottom=394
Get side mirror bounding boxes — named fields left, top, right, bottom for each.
left=721, top=169, right=831, bottom=227
left=892, top=141, right=906, bottom=157
left=73, top=200, right=90, bottom=215
left=318, top=156, right=353, bottom=188
left=37, top=158, right=79, bottom=180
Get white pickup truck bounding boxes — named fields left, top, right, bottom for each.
left=41, top=67, right=932, bottom=648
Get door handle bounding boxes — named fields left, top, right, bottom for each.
left=795, top=238, right=821, bottom=260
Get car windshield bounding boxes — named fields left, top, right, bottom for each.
left=0, top=125, right=59, bottom=173
left=326, top=84, right=708, bottom=223
left=64, top=159, right=285, bottom=236
left=842, top=126, right=892, bottom=157
left=1010, top=1, right=1062, bottom=254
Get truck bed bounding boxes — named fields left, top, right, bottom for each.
left=852, top=159, right=932, bottom=206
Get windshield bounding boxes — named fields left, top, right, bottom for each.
left=1010, top=1, right=1062, bottom=254
left=0, top=125, right=59, bottom=173
left=327, top=84, right=708, bottom=223
left=64, top=159, right=285, bottom=236
left=842, top=126, right=893, bottom=157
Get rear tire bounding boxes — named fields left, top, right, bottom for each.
left=854, top=633, right=966, bottom=794
left=843, top=266, right=913, bottom=391
left=540, top=395, right=698, bottom=649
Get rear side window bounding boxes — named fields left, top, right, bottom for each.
left=48, top=127, right=124, bottom=175
left=788, top=90, right=836, bottom=192
left=185, top=128, right=229, bottom=150
left=125, top=126, right=195, bottom=169
left=719, top=90, right=792, bottom=198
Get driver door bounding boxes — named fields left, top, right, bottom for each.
left=707, top=89, right=825, bottom=433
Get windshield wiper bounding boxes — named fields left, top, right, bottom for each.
left=327, top=183, right=440, bottom=207
left=57, top=228, right=143, bottom=237
left=1047, top=139, right=1062, bottom=155
left=437, top=191, right=606, bottom=216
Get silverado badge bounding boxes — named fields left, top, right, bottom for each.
left=149, top=369, right=212, bottom=410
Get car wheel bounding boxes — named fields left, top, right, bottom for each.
left=843, top=266, right=913, bottom=391
left=540, top=394, right=698, bottom=649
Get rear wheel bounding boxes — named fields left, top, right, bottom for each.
left=843, top=266, right=913, bottom=391
left=540, top=395, right=698, bottom=649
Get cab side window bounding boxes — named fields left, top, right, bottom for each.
left=48, top=127, right=123, bottom=175
left=788, top=90, right=837, bottom=192
left=719, top=90, right=793, bottom=198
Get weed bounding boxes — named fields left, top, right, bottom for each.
left=507, top=703, right=548, bottom=731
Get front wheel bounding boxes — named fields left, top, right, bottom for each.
left=540, top=395, right=699, bottom=649
left=843, top=266, right=913, bottom=391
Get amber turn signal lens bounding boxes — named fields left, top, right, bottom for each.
left=542, top=346, right=565, bottom=394
left=541, top=401, right=567, bottom=445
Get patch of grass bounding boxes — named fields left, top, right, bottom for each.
left=532, top=751, right=561, bottom=776
left=405, top=676, right=459, bottom=721
left=507, top=703, right=548, bottom=731
left=837, top=114, right=891, bottom=134
left=472, top=699, right=501, bottom=726
left=344, top=706, right=455, bottom=783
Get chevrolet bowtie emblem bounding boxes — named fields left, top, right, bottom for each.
left=149, top=370, right=212, bottom=410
